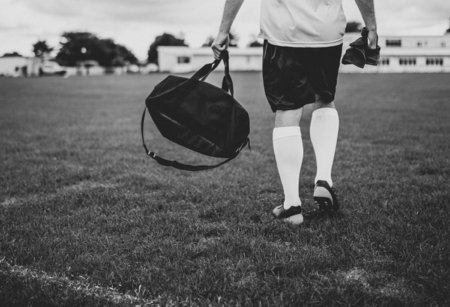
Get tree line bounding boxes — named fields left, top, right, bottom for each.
left=29, top=32, right=139, bottom=67
left=26, top=32, right=191, bottom=67
left=5, top=29, right=265, bottom=67
left=30, top=31, right=258, bottom=67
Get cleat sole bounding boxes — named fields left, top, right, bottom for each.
left=272, top=205, right=283, bottom=217
left=283, top=214, right=304, bottom=225
left=314, top=186, right=333, bottom=202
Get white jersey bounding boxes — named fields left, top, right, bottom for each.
left=260, top=0, right=347, bottom=47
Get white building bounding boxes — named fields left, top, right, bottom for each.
left=158, top=47, right=262, bottom=73
left=341, top=33, right=450, bottom=73
left=0, top=56, right=41, bottom=77
left=158, top=34, right=450, bottom=73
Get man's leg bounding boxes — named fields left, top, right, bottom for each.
left=308, top=98, right=340, bottom=215
left=273, top=108, right=304, bottom=210
left=310, top=99, right=339, bottom=187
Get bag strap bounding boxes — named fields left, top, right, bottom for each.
left=191, top=50, right=234, bottom=97
left=221, top=51, right=234, bottom=97
left=191, top=59, right=221, bottom=81
left=141, top=107, right=247, bottom=171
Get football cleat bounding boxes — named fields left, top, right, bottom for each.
left=273, top=204, right=304, bottom=225
left=304, top=180, right=339, bottom=219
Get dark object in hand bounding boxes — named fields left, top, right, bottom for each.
left=342, top=27, right=381, bottom=68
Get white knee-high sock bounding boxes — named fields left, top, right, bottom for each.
left=310, top=108, right=339, bottom=187
left=273, top=127, right=303, bottom=209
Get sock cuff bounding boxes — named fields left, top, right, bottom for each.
left=312, top=108, right=339, bottom=119
left=273, top=126, right=301, bottom=140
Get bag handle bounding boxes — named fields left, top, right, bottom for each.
left=191, top=50, right=234, bottom=97
left=221, top=51, right=234, bottom=96
left=141, top=107, right=247, bottom=171
left=191, top=59, right=221, bottom=81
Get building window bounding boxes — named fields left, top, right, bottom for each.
left=399, top=58, right=416, bottom=65
left=381, top=58, right=390, bottom=65
left=426, top=58, right=444, bottom=66
left=386, top=39, right=402, bottom=47
left=177, top=56, right=190, bottom=64
left=417, top=41, right=428, bottom=47
left=442, top=42, right=447, bottom=48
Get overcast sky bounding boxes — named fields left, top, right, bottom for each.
left=1, top=0, right=449, bottom=60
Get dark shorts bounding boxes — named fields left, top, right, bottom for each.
left=262, top=41, right=343, bottom=112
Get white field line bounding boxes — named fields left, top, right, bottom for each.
left=338, top=267, right=416, bottom=300
left=1, top=181, right=119, bottom=208
left=0, top=258, right=160, bottom=306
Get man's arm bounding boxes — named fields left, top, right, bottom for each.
left=354, top=0, right=378, bottom=48
left=211, top=0, right=245, bottom=59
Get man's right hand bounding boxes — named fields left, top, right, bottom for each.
left=367, top=29, right=378, bottom=49
left=354, top=0, right=377, bottom=48
left=212, top=32, right=230, bottom=60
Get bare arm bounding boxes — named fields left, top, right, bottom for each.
left=211, top=0, right=245, bottom=59
left=354, top=0, right=378, bottom=48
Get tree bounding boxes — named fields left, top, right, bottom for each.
left=2, top=52, right=22, bottom=57
left=202, top=36, right=215, bottom=47
left=248, top=35, right=263, bottom=47
left=95, top=38, right=138, bottom=67
left=147, top=33, right=188, bottom=64
left=345, top=21, right=362, bottom=33
left=228, top=32, right=239, bottom=47
left=33, top=40, right=53, bottom=58
left=56, top=32, right=137, bottom=67
left=249, top=40, right=263, bottom=47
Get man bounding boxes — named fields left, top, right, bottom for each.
left=212, top=0, right=378, bottom=225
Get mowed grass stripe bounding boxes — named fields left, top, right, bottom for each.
left=0, top=258, right=156, bottom=306
left=0, top=73, right=450, bottom=306
left=1, top=181, right=119, bottom=208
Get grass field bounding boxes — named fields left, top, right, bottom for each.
left=1, top=72, right=450, bottom=306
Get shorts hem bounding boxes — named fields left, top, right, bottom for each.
left=264, top=37, right=344, bottom=48
left=269, top=98, right=316, bottom=113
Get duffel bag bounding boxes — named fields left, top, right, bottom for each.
left=141, top=51, right=250, bottom=171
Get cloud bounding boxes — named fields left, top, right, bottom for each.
left=5, top=0, right=262, bottom=58
left=376, top=2, right=450, bottom=30
left=17, top=0, right=223, bottom=25
left=16, top=0, right=260, bottom=29
left=0, top=22, right=29, bottom=32
left=17, top=0, right=84, bottom=18
left=342, top=0, right=450, bottom=36
left=7, top=0, right=450, bottom=32
left=377, top=1, right=449, bottom=19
